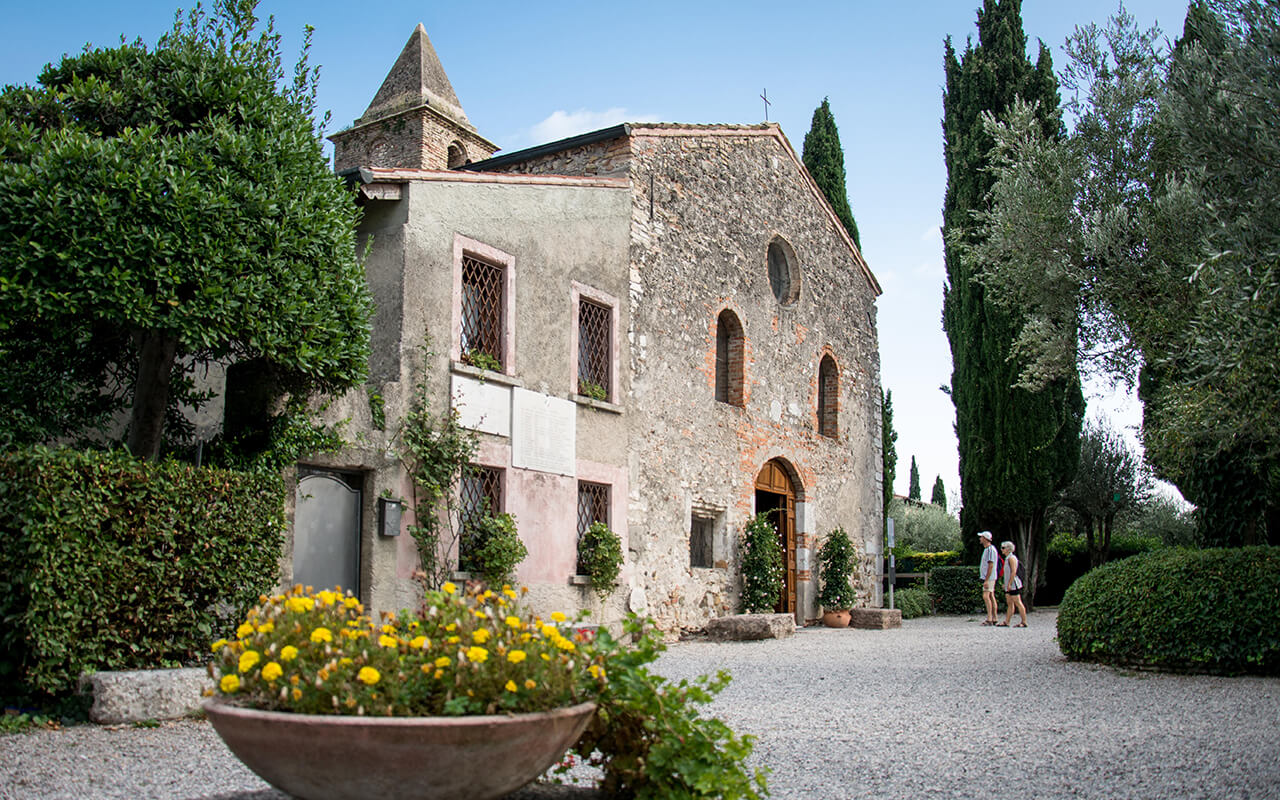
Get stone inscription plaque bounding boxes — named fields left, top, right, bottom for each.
left=511, top=388, right=575, bottom=476
left=451, top=375, right=511, bottom=437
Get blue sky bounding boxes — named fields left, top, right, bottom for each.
left=1, top=0, right=1193, bottom=504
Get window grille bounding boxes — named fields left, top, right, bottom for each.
left=459, top=465, right=502, bottom=573
left=578, top=299, right=611, bottom=400
left=461, top=255, right=504, bottom=369
left=576, top=482, right=610, bottom=574
left=818, top=356, right=838, bottom=438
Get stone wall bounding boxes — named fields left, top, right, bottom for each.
left=331, top=107, right=497, bottom=172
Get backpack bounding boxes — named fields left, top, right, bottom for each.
left=993, top=548, right=1004, bottom=580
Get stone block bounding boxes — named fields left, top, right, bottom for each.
left=79, top=667, right=212, bottom=725
left=850, top=608, right=902, bottom=630
left=705, top=613, right=796, bottom=641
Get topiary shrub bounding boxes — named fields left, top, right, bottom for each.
left=816, top=527, right=856, bottom=611
left=739, top=513, right=782, bottom=613
left=894, top=587, right=932, bottom=619
left=928, top=565, right=983, bottom=614
left=1057, top=546, right=1280, bottom=674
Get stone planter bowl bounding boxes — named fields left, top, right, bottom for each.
left=203, top=698, right=596, bottom=800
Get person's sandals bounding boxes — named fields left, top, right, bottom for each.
left=981, top=620, right=995, bottom=626
left=1014, top=623, right=1027, bottom=627
left=995, top=622, right=1008, bottom=627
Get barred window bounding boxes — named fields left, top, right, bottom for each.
left=461, top=255, right=504, bottom=370
left=690, top=515, right=714, bottom=568
left=459, top=466, right=502, bottom=573
left=576, top=482, right=610, bottom=574
left=577, top=299, right=611, bottom=401
left=818, top=355, right=839, bottom=438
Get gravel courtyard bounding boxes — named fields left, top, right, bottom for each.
left=3, top=609, right=1278, bottom=799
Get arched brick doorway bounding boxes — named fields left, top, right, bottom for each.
left=755, top=459, right=798, bottom=615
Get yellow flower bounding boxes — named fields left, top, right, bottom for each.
left=551, top=611, right=567, bottom=623
left=505, top=680, right=518, bottom=693
left=316, top=590, right=339, bottom=607
left=219, top=674, right=240, bottom=693
left=378, top=634, right=399, bottom=649
left=286, top=596, right=315, bottom=614
left=503, top=586, right=518, bottom=599
left=554, top=636, right=575, bottom=652
left=505, top=616, right=522, bottom=629
left=541, top=653, right=551, bottom=661
left=238, top=650, right=261, bottom=673
left=261, top=662, right=283, bottom=682
left=483, top=590, right=494, bottom=599
left=442, top=582, right=457, bottom=595
left=291, top=688, right=303, bottom=701
left=381, top=624, right=397, bottom=635
left=357, top=667, right=381, bottom=686
left=524, top=679, right=537, bottom=690
left=433, top=669, right=444, bottom=679
left=343, top=596, right=361, bottom=610
left=256, top=621, right=274, bottom=634
left=236, top=622, right=255, bottom=639
left=540, top=624, right=558, bottom=638
left=472, top=629, right=491, bottom=644
left=507, top=650, right=527, bottom=664
left=434, top=656, right=451, bottom=668
left=280, top=645, right=299, bottom=662
left=465, top=646, right=488, bottom=663
left=588, top=664, right=606, bottom=680
left=445, top=623, right=457, bottom=632
left=210, top=639, right=228, bottom=653
left=409, top=635, right=428, bottom=649
left=447, top=636, right=460, bottom=644
left=310, top=627, right=333, bottom=644
left=339, top=657, right=354, bottom=666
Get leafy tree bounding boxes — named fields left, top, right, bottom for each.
left=908, top=456, right=921, bottom=502
left=887, top=498, right=962, bottom=554
left=965, top=2, right=1280, bottom=544
left=931, top=476, right=947, bottom=510
left=802, top=97, right=861, bottom=248
left=881, top=389, right=898, bottom=519
left=941, top=0, right=1084, bottom=602
left=0, top=0, right=372, bottom=460
left=1058, top=419, right=1148, bottom=568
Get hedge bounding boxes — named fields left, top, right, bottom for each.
left=0, top=447, right=286, bottom=697
left=1057, top=547, right=1280, bottom=675
left=1038, top=532, right=1164, bottom=605
left=894, top=587, right=932, bottom=619
left=928, top=565, right=984, bottom=614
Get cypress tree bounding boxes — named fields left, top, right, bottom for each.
left=908, top=457, right=921, bottom=502
left=931, top=476, right=947, bottom=510
left=881, top=389, right=898, bottom=519
left=941, top=0, right=1084, bottom=602
left=802, top=98, right=861, bottom=248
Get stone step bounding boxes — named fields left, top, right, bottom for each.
left=78, top=667, right=211, bottom=725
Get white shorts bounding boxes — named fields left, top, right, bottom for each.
left=983, top=578, right=996, bottom=593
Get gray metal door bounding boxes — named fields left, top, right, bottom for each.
left=293, top=471, right=361, bottom=594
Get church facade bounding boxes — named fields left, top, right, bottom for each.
left=291, top=26, right=884, bottom=631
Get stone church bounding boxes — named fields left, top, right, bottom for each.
left=290, top=25, right=884, bottom=631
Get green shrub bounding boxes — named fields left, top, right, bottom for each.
left=739, top=513, right=782, bottom=613
left=895, top=549, right=962, bottom=573
left=1057, top=546, right=1280, bottom=674
left=0, top=447, right=285, bottom=697
left=463, top=512, right=527, bottom=588
left=578, top=521, right=624, bottom=599
left=894, top=587, right=932, bottom=619
left=928, top=565, right=983, bottom=614
left=887, top=498, right=961, bottom=552
left=816, top=527, right=856, bottom=611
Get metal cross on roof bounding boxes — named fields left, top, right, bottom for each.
left=760, top=88, right=771, bottom=121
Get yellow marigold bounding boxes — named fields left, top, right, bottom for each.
left=520, top=632, right=532, bottom=642
left=433, top=669, right=444, bottom=679
left=256, top=621, right=274, bottom=634
left=291, top=688, right=303, bottom=702
left=503, top=586, right=517, bottom=599
left=236, top=622, right=255, bottom=639
left=289, top=674, right=300, bottom=686
left=505, top=680, right=518, bottom=693
left=357, top=667, right=381, bottom=686
left=339, top=657, right=353, bottom=666
left=465, top=646, right=488, bottom=663
left=472, top=629, right=491, bottom=644
left=420, top=664, right=433, bottom=674
left=482, top=590, right=493, bottom=599
left=447, top=636, right=460, bottom=644
left=286, top=596, right=315, bottom=614
left=524, top=679, right=537, bottom=690
left=588, top=664, right=606, bottom=680
left=344, top=597, right=361, bottom=611
left=219, top=674, right=240, bottom=693
left=381, top=624, right=396, bottom=635
left=445, top=623, right=457, bottom=632
left=316, top=590, right=339, bottom=607
left=507, top=650, right=527, bottom=664
left=434, top=656, right=451, bottom=668
left=409, top=635, right=428, bottom=649
left=540, top=624, right=557, bottom=638
left=550, top=611, right=567, bottom=623
left=280, top=645, right=298, bottom=662
left=238, top=650, right=261, bottom=673
left=505, top=616, right=522, bottom=629
left=554, top=636, right=575, bottom=652
left=310, top=627, right=333, bottom=644
left=210, top=639, right=228, bottom=653
left=541, top=653, right=551, bottom=661
left=378, top=634, right=399, bottom=649
left=261, top=662, right=283, bottom=682
left=442, top=582, right=457, bottom=595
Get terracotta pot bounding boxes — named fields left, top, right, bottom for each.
left=203, top=698, right=596, bottom=800
left=822, top=609, right=852, bottom=628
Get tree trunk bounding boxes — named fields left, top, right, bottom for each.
left=127, top=330, right=180, bottom=461
left=1013, top=511, right=1046, bottom=611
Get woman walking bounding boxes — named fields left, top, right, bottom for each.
left=997, top=540, right=1027, bottom=627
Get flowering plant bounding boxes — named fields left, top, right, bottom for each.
left=209, top=583, right=606, bottom=717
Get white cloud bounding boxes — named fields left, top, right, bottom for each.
left=525, top=107, right=660, bottom=146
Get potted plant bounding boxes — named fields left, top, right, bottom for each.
left=817, top=527, right=856, bottom=627
left=577, top=520, right=623, bottom=599
left=739, top=512, right=783, bottom=613
left=205, top=583, right=601, bottom=800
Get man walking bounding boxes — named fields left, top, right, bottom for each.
left=978, top=531, right=999, bottom=625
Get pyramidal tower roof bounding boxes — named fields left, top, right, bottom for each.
left=357, top=24, right=475, bottom=132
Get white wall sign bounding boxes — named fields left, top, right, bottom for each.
left=451, top=375, right=511, bottom=437
left=511, top=387, right=576, bottom=476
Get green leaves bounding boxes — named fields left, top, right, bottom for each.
left=738, top=513, right=783, bottom=614
left=816, top=527, right=855, bottom=611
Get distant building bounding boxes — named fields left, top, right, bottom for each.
left=290, top=26, right=883, bottom=630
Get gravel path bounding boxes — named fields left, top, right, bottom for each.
left=3, top=609, right=1278, bottom=799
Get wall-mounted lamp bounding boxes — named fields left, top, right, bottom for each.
left=378, top=498, right=404, bottom=538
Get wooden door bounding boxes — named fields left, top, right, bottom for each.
left=755, top=460, right=797, bottom=615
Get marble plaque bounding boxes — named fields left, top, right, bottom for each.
left=451, top=374, right=511, bottom=437
left=511, top=388, right=575, bottom=476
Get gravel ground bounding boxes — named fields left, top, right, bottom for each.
left=3, top=609, right=1278, bottom=799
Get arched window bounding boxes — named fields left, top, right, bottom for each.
left=818, top=355, right=838, bottom=438
left=447, top=141, right=467, bottom=169
left=715, top=310, right=744, bottom=407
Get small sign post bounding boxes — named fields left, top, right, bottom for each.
left=887, top=518, right=896, bottom=610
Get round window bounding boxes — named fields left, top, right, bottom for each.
left=767, top=237, right=800, bottom=305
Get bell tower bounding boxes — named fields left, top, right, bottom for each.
left=330, top=25, right=498, bottom=172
